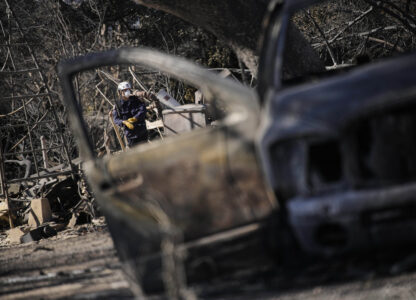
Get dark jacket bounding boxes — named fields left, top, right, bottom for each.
left=112, top=95, right=147, bottom=141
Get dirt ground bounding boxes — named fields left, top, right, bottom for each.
left=1, top=221, right=416, bottom=299
left=0, top=221, right=134, bottom=299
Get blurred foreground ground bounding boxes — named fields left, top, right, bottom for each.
left=0, top=222, right=134, bottom=299
left=1, top=222, right=416, bottom=299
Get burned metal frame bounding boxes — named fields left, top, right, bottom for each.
left=0, top=0, right=75, bottom=222
left=6, top=171, right=74, bottom=184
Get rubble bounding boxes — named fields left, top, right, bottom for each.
left=6, top=226, right=27, bottom=244
left=67, top=213, right=77, bottom=228
left=48, top=221, right=68, bottom=232
left=0, top=201, right=9, bottom=227
left=0, top=140, right=102, bottom=245
left=7, top=183, right=20, bottom=196
left=21, top=225, right=57, bottom=243
left=28, top=198, right=52, bottom=228
left=45, top=177, right=81, bottom=212
left=68, top=212, right=92, bottom=228
left=0, top=171, right=100, bottom=246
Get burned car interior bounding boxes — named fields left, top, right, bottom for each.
left=58, top=0, right=416, bottom=296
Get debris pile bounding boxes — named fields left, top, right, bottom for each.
left=0, top=166, right=101, bottom=245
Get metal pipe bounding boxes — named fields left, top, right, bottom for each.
left=6, top=170, right=73, bottom=184
left=22, top=97, right=40, bottom=177
left=40, top=136, right=49, bottom=169
left=3, top=145, right=63, bottom=157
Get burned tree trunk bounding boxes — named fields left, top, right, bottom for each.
left=133, top=0, right=267, bottom=75
left=133, top=0, right=325, bottom=77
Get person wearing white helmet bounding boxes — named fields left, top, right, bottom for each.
left=112, top=81, right=149, bottom=147
left=117, top=81, right=132, bottom=94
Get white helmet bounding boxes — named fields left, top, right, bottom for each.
left=117, top=81, right=131, bottom=91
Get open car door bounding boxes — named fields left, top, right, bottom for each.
left=58, top=48, right=276, bottom=296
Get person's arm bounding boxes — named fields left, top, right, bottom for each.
left=112, top=106, right=124, bottom=127
left=131, top=102, right=147, bottom=123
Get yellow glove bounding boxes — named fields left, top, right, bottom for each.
left=127, top=117, right=137, bottom=123
left=122, top=120, right=134, bottom=130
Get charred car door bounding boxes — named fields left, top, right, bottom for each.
left=58, top=48, right=276, bottom=295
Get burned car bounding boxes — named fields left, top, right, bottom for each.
left=258, top=0, right=416, bottom=257
left=58, top=0, right=416, bottom=295
left=258, top=56, right=416, bottom=256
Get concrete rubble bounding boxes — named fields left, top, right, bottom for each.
left=28, top=198, right=52, bottom=228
